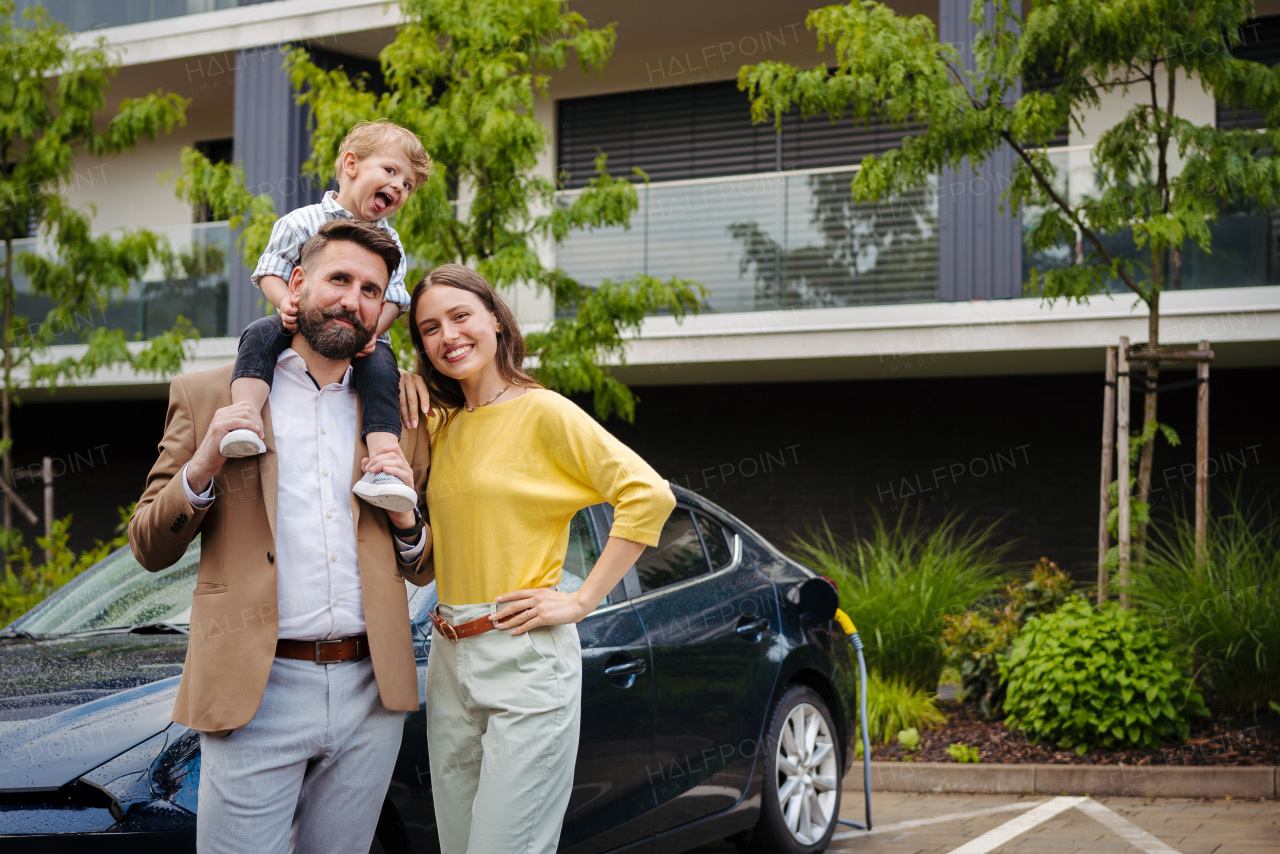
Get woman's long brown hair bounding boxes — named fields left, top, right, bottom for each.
left=407, top=264, right=541, bottom=415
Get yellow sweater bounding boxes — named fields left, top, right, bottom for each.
left=425, top=388, right=675, bottom=605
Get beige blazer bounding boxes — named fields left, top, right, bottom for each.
left=129, top=365, right=433, bottom=734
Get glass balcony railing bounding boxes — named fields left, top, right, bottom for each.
left=14, top=0, right=248, bottom=31
left=3, top=221, right=232, bottom=346
left=555, top=167, right=940, bottom=314
left=1023, top=147, right=1279, bottom=290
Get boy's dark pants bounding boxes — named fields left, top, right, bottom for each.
left=232, top=315, right=402, bottom=439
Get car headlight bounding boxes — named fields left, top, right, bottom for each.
left=146, top=725, right=200, bottom=814
left=78, top=731, right=170, bottom=821
left=76, top=723, right=200, bottom=823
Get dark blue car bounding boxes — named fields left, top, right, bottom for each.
left=0, top=486, right=856, bottom=853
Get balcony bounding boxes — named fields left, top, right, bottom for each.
left=14, top=0, right=245, bottom=31
left=4, top=155, right=1274, bottom=366
left=557, top=157, right=1277, bottom=317
left=555, top=166, right=941, bottom=314
left=1023, top=147, right=1279, bottom=292
left=4, top=221, right=234, bottom=346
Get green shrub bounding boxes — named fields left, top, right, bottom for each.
left=0, top=512, right=129, bottom=627
left=896, top=726, right=921, bottom=752
left=1003, top=598, right=1207, bottom=754
left=945, top=743, right=981, bottom=763
left=792, top=510, right=1008, bottom=691
left=859, top=671, right=946, bottom=745
left=942, top=557, right=1072, bottom=720
left=942, top=611, right=1012, bottom=719
left=1133, top=492, right=1280, bottom=714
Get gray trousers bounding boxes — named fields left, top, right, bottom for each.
left=197, top=656, right=404, bottom=854
left=426, top=602, right=582, bottom=854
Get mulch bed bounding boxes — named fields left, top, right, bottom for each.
left=871, top=697, right=1280, bottom=766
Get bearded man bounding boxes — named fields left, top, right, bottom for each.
left=129, top=219, right=432, bottom=854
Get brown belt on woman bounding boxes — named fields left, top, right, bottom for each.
left=430, top=608, right=497, bottom=641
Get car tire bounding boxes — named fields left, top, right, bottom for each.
left=736, top=684, right=842, bottom=854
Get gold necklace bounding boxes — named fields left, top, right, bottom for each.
left=464, top=383, right=511, bottom=412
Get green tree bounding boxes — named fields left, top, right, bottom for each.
left=740, top=0, right=1280, bottom=557
left=0, top=2, right=190, bottom=539
left=178, top=0, right=701, bottom=421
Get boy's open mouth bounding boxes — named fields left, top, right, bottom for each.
left=373, top=191, right=393, bottom=213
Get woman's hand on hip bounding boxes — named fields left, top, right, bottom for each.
left=493, top=588, right=590, bottom=635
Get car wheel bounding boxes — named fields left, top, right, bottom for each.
left=737, top=684, right=842, bottom=854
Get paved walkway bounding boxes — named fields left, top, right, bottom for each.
left=691, top=792, right=1278, bottom=854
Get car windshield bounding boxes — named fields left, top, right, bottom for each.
left=17, top=540, right=200, bottom=635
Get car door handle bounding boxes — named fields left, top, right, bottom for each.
left=736, top=617, right=769, bottom=637
left=604, top=658, right=647, bottom=677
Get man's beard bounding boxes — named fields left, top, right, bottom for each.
left=296, top=294, right=373, bottom=361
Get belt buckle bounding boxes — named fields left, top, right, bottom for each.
left=314, top=637, right=344, bottom=664
left=431, top=608, right=459, bottom=641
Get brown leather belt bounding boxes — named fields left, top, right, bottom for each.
left=430, top=608, right=496, bottom=641
left=276, top=635, right=370, bottom=664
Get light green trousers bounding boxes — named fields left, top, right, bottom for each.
left=426, top=602, right=583, bottom=854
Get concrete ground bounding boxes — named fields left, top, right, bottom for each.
left=691, top=791, right=1279, bottom=854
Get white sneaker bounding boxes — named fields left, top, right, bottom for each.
left=219, top=428, right=266, bottom=458
left=352, top=471, right=417, bottom=513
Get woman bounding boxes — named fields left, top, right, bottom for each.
left=401, top=263, right=674, bottom=854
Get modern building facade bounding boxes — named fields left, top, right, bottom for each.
left=9, top=0, right=1280, bottom=571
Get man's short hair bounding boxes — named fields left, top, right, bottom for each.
left=334, top=120, right=433, bottom=189
left=298, top=220, right=402, bottom=287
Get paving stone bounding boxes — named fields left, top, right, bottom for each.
left=1153, top=820, right=1209, bottom=834
left=1002, top=836, right=1101, bottom=850
left=1195, top=820, right=1280, bottom=838
left=1006, top=838, right=1136, bottom=852
left=1165, top=839, right=1224, bottom=854
left=1143, top=811, right=1205, bottom=824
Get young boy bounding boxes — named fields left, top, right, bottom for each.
left=219, top=120, right=432, bottom=513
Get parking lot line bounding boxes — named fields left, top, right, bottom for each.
left=944, top=796, right=1089, bottom=854
left=826, top=795, right=1197, bottom=854
left=831, top=799, right=1047, bottom=841
left=1077, top=799, right=1183, bottom=854
left=819, top=792, right=1275, bottom=854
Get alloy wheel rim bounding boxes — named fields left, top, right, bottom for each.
left=774, top=701, right=838, bottom=845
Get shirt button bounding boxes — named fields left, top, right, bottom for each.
left=321, top=426, right=328, bottom=434
left=332, top=599, right=339, bottom=607
left=326, top=510, right=334, bottom=519
left=322, top=469, right=330, bottom=477
left=330, top=554, right=337, bottom=561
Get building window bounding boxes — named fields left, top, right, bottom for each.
left=554, top=80, right=938, bottom=312
left=556, top=80, right=920, bottom=189
left=1216, top=15, right=1280, bottom=130
left=193, top=138, right=234, bottom=224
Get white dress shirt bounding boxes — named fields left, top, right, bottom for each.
left=183, top=349, right=423, bottom=640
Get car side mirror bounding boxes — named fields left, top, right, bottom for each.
left=796, top=576, right=838, bottom=623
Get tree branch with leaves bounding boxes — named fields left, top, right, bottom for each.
left=0, top=1, right=191, bottom=544
left=740, top=0, right=1280, bottom=557
left=179, top=0, right=702, bottom=422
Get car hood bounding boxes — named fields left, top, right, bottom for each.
left=0, top=633, right=186, bottom=791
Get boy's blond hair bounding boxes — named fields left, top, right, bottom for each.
left=335, top=120, right=433, bottom=189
